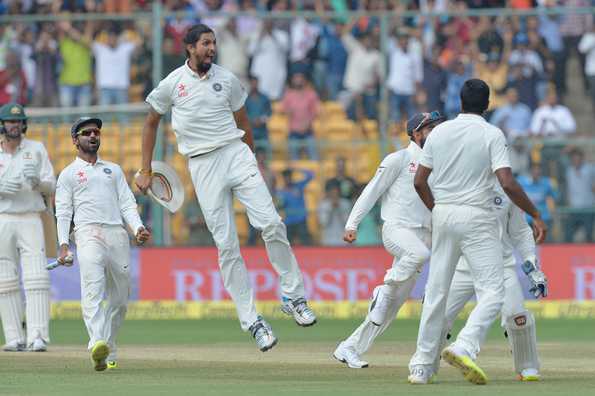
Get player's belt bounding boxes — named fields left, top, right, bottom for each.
left=190, top=150, right=216, bottom=158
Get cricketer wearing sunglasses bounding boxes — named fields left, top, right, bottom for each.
left=333, top=111, right=445, bottom=369
left=55, top=117, right=150, bottom=371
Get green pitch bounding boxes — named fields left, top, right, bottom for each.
left=2, top=318, right=595, bottom=396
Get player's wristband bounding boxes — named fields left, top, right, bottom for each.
left=138, top=168, right=152, bottom=176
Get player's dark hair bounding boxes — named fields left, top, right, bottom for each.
left=460, top=78, right=490, bottom=115
left=184, top=24, right=215, bottom=58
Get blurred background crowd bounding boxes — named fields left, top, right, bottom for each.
left=1, top=0, right=594, bottom=245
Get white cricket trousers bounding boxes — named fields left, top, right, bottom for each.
left=410, top=204, right=504, bottom=367
left=0, top=213, right=50, bottom=346
left=343, top=226, right=431, bottom=354
left=75, top=224, right=130, bottom=359
left=445, top=266, right=526, bottom=331
left=188, top=139, right=306, bottom=331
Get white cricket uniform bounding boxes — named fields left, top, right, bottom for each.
left=410, top=113, right=511, bottom=368
left=146, top=61, right=306, bottom=331
left=0, top=138, right=55, bottom=346
left=341, top=142, right=432, bottom=355
left=55, top=156, right=143, bottom=359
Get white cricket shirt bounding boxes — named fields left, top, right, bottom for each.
left=345, top=142, right=431, bottom=231
left=0, top=138, right=55, bottom=213
left=55, top=156, right=143, bottom=245
left=420, top=113, right=511, bottom=210
left=146, top=62, right=248, bottom=157
left=458, top=185, right=535, bottom=271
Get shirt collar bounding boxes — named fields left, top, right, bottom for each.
left=184, top=60, right=215, bottom=80
left=407, top=141, right=423, bottom=154
left=75, top=155, right=105, bottom=167
left=456, top=113, right=486, bottom=121
left=0, top=137, right=26, bottom=153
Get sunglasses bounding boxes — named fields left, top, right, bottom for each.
left=77, top=128, right=101, bottom=137
left=414, top=111, right=444, bottom=132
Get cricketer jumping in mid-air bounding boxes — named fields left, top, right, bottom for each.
left=436, top=184, right=547, bottom=381
left=333, top=111, right=445, bottom=368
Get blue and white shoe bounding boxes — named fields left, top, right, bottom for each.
left=249, top=317, right=278, bottom=352
left=281, top=297, right=317, bottom=327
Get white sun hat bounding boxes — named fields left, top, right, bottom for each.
left=136, top=161, right=185, bottom=213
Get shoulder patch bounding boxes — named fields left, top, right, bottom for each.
left=212, top=82, right=222, bottom=92
left=103, top=168, right=112, bottom=175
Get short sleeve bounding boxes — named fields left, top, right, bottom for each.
left=419, top=133, right=434, bottom=169
left=489, top=129, right=511, bottom=172
left=230, top=73, right=248, bottom=112
left=146, top=77, right=173, bottom=115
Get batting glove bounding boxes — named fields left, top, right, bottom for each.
left=23, top=163, right=40, bottom=188
left=522, top=260, right=548, bottom=298
left=0, top=179, right=22, bottom=196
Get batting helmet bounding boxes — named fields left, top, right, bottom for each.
left=71, top=117, right=103, bottom=138
left=406, top=111, right=445, bottom=137
left=0, top=103, right=28, bottom=134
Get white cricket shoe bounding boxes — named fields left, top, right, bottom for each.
left=249, top=317, right=278, bottom=352
left=333, top=342, right=369, bottom=368
left=519, top=368, right=540, bottom=381
left=28, top=338, right=47, bottom=352
left=369, top=286, right=395, bottom=326
left=281, top=297, right=317, bottom=327
left=3, top=340, right=25, bottom=352
left=408, top=365, right=434, bottom=384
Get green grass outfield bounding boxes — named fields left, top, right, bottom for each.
left=2, top=318, right=595, bottom=396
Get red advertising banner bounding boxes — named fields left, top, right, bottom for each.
left=139, top=247, right=394, bottom=301
left=539, top=244, right=595, bottom=300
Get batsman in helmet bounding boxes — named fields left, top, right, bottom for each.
left=0, top=103, right=56, bottom=352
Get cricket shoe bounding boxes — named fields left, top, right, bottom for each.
left=408, top=365, right=434, bottom=384
left=281, top=297, right=317, bottom=327
left=91, top=341, right=110, bottom=372
left=2, top=340, right=26, bottom=352
left=28, top=338, right=47, bottom=352
left=369, top=286, right=395, bottom=326
left=249, top=317, right=278, bottom=352
left=441, top=346, right=488, bottom=385
left=107, top=361, right=118, bottom=370
left=333, top=342, right=369, bottom=368
left=519, top=368, right=540, bottom=381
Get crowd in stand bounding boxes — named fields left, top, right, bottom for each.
left=1, top=0, right=595, bottom=243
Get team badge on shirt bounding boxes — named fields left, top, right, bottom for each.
left=178, top=83, right=188, bottom=97
left=212, top=82, right=222, bottom=92
left=77, top=170, right=87, bottom=184
left=494, top=196, right=503, bottom=206
left=103, top=168, right=112, bottom=175
left=23, top=152, right=32, bottom=160
left=408, top=162, right=417, bottom=173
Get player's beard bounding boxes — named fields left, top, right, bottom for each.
left=4, top=124, right=23, bottom=140
left=79, top=139, right=100, bottom=154
left=197, top=60, right=212, bottom=74
left=419, top=137, right=427, bottom=148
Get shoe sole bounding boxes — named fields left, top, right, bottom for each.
left=260, top=337, right=278, bottom=352
left=441, top=349, right=487, bottom=385
left=91, top=342, right=110, bottom=372
left=519, top=375, right=540, bottom=381
left=407, top=374, right=436, bottom=385
left=332, top=351, right=369, bottom=369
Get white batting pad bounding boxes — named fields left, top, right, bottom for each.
left=505, top=311, right=540, bottom=373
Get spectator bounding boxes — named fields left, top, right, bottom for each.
left=560, top=0, right=593, bottom=95
left=476, top=16, right=504, bottom=57
left=518, top=163, right=558, bottom=241
left=444, top=59, right=471, bottom=119
left=92, top=27, right=137, bottom=107
left=505, top=63, right=539, bottom=110
left=277, top=168, right=314, bottom=245
left=386, top=30, right=422, bottom=123
left=247, top=147, right=277, bottom=246
left=318, top=182, right=351, bottom=246
left=216, top=18, right=249, bottom=87
left=281, top=71, right=320, bottom=160
left=185, top=200, right=215, bottom=246
left=475, top=29, right=512, bottom=111
left=508, top=137, right=531, bottom=177
left=564, top=148, right=595, bottom=242
left=245, top=75, right=272, bottom=155
left=537, top=4, right=565, bottom=96
left=422, top=45, right=447, bottom=114
left=289, top=16, right=320, bottom=75
left=14, top=28, right=35, bottom=103
left=341, top=19, right=384, bottom=123
left=578, top=24, right=595, bottom=113
left=317, top=20, right=348, bottom=100
left=0, top=50, right=27, bottom=105
left=0, top=24, right=15, bottom=70
left=530, top=88, right=576, bottom=137
left=490, top=87, right=532, bottom=139
left=57, top=21, right=93, bottom=108
left=163, top=37, right=186, bottom=77
left=32, top=27, right=59, bottom=107
left=325, top=156, right=358, bottom=201
left=509, top=33, right=543, bottom=81
left=248, top=19, right=289, bottom=100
